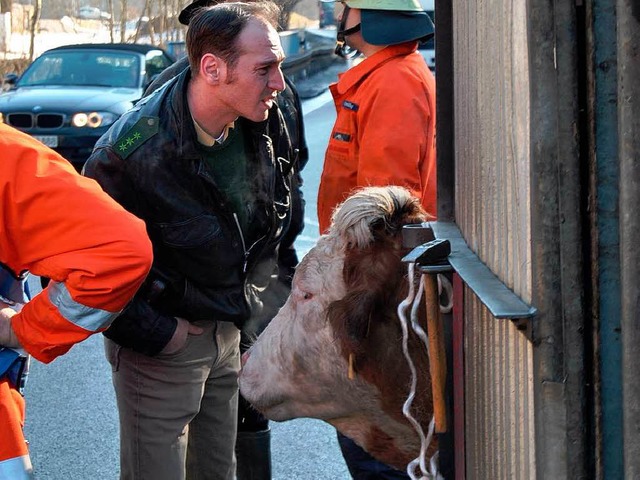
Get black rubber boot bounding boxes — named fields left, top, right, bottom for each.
left=235, top=428, right=272, bottom=480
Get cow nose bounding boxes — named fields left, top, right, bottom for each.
left=241, top=351, right=250, bottom=367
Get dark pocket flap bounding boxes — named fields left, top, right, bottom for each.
left=158, top=214, right=222, bottom=248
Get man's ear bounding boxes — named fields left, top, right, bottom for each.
left=200, top=53, right=225, bottom=85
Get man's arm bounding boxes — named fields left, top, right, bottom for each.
left=275, top=78, right=308, bottom=285
left=0, top=125, right=153, bottom=363
left=83, top=142, right=198, bottom=356
left=281, top=76, right=309, bottom=170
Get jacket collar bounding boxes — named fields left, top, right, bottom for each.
left=333, top=41, right=419, bottom=95
left=167, top=69, right=200, bottom=159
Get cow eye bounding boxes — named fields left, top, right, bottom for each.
left=302, top=291, right=313, bottom=300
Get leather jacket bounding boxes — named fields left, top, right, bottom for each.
left=144, top=58, right=306, bottom=287
left=83, top=69, right=293, bottom=356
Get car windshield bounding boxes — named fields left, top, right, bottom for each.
left=18, top=50, right=141, bottom=88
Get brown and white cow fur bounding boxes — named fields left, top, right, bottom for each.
left=239, top=186, right=436, bottom=470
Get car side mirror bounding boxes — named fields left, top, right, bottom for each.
left=3, top=73, right=18, bottom=91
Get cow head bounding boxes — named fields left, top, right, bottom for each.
left=239, top=186, right=436, bottom=470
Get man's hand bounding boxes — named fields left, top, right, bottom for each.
left=160, top=317, right=204, bottom=355
left=0, top=306, right=22, bottom=348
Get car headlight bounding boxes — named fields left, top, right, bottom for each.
left=71, top=111, right=119, bottom=128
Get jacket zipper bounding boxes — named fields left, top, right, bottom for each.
left=234, top=214, right=269, bottom=275
left=232, top=212, right=249, bottom=273
left=196, top=130, right=286, bottom=275
left=245, top=135, right=280, bottom=269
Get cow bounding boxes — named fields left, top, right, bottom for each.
left=239, top=185, right=439, bottom=474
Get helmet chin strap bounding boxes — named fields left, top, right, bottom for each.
left=335, top=6, right=361, bottom=59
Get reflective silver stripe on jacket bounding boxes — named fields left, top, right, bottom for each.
left=47, top=281, right=120, bottom=331
left=0, top=454, right=33, bottom=479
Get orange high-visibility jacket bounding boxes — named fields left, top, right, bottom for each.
left=0, top=124, right=152, bottom=476
left=317, top=42, right=437, bottom=233
left=0, top=124, right=152, bottom=362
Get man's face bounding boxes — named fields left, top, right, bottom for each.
left=220, top=18, right=285, bottom=123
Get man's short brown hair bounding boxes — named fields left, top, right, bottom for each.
left=186, top=2, right=281, bottom=75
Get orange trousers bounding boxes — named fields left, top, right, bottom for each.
left=0, top=378, right=31, bottom=477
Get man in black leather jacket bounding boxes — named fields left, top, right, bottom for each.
left=145, top=5, right=308, bottom=292
left=143, top=2, right=308, bottom=478
left=83, top=3, right=292, bottom=479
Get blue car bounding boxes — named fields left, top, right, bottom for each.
left=0, top=43, right=174, bottom=171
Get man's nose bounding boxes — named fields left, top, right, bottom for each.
left=270, top=67, right=286, bottom=92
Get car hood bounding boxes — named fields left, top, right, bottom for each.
left=0, top=86, right=142, bottom=111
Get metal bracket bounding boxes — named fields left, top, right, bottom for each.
left=429, top=221, right=537, bottom=320
left=402, top=238, right=452, bottom=270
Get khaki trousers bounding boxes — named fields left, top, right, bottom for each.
left=105, top=321, right=240, bottom=480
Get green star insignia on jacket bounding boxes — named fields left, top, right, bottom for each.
left=116, top=117, right=159, bottom=159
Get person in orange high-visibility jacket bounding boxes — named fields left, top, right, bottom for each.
left=317, top=0, right=437, bottom=234
left=0, top=123, right=152, bottom=479
left=317, top=1, right=436, bottom=478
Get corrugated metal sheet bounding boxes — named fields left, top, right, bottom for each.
left=618, top=0, right=640, bottom=476
left=453, top=0, right=531, bottom=301
left=463, top=290, right=536, bottom=479
left=452, top=0, right=535, bottom=477
left=443, top=0, right=633, bottom=475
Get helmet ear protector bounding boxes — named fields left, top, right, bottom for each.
left=360, top=8, right=434, bottom=46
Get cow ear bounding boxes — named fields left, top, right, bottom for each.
left=327, top=289, right=379, bottom=351
left=332, top=237, right=407, bottom=351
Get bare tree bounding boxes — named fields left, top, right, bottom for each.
left=277, top=0, right=303, bottom=30
left=133, top=0, right=151, bottom=43
left=159, top=0, right=168, bottom=45
left=29, top=0, right=42, bottom=61
left=120, top=0, right=128, bottom=42
left=107, top=0, right=115, bottom=42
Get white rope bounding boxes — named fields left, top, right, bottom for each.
left=397, top=263, right=441, bottom=480
left=437, top=274, right=453, bottom=314
left=410, top=276, right=429, bottom=350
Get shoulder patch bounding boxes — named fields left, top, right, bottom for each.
left=115, top=116, right=159, bottom=159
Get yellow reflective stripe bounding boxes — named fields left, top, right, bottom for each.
left=47, top=281, right=120, bottom=331
left=0, top=454, right=33, bottom=479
